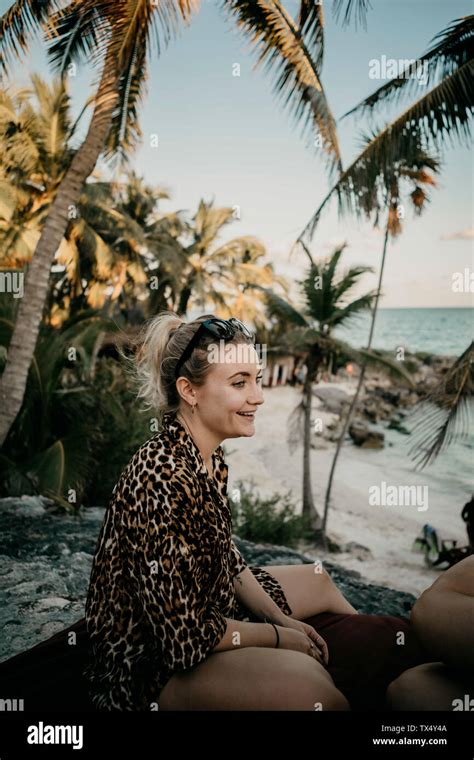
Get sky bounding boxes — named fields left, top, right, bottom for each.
left=1, top=0, right=473, bottom=309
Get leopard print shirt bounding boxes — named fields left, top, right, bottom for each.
left=83, top=411, right=293, bottom=711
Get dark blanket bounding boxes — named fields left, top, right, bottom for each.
left=0, top=613, right=429, bottom=712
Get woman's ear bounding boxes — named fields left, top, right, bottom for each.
left=175, top=376, right=196, bottom=407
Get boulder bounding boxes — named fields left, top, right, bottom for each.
left=312, top=385, right=351, bottom=414
left=348, top=422, right=385, bottom=449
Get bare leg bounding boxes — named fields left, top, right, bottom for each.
left=158, top=646, right=350, bottom=711
left=411, top=566, right=474, bottom=672
left=264, top=563, right=358, bottom=618
left=386, top=662, right=472, bottom=711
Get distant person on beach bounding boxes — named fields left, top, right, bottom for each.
left=83, top=312, right=358, bottom=712
left=386, top=555, right=474, bottom=710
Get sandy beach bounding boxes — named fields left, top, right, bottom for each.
left=225, top=382, right=470, bottom=598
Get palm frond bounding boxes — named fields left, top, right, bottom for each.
left=192, top=201, right=235, bottom=251
left=248, top=284, right=309, bottom=327
left=220, top=0, right=342, bottom=176
left=27, top=435, right=90, bottom=498
left=209, top=236, right=267, bottom=264
left=332, top=0, right=372, bottom=30
left=407, top=341, right=474, bottom=469
left=0, top=0, right=59, bottom=74
left=102, top=31, right=149, bottom=165
left=296, top=0, right=324, bottom=70
left=287, top=398, right=305, bottom=454
left=332, top=338, right=416, bottom=385
left=46, top=2, right=109, bottom=76
left=332, top=264, right=375, bottom=301
left=342, top=15, right=474, bottom=121
left=110, top=0, right=197, bottom=69
left=299, top=125, right=445, bottom=240
left=326, top=290, right=376, bottom=327
left=300, top=248, right=349, bottom=324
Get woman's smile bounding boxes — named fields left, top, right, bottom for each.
left=236, top=411, right=256, bottom=422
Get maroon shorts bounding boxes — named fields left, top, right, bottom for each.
left=301, top=611, right=430, bottom=710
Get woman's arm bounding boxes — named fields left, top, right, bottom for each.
left=210, top=617, right=280, bottom=652
left=233, top=566, right=289, bottom=624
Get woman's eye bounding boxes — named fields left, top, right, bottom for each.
left=233, top=376, right=263, bottom=387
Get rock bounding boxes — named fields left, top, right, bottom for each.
left=34, top=597, right=72, bottom=611
left=349, top=422, right=385, bottom=449
left=387, top=418, right=411, bottom=435
left=379, top=402, right=396, bottom=419
left=423, top=354, right=455, bottom=371
left=363, top=404, right=379, bottom=423
left=312, top=386, right=351, bottom=414
left=341, top=541, right=373, bottom=561
left=0, top=495, right=416, bottom=663
left=415, top=365, right=436, bottom=382
left=376, top=389, right=401, bottom=406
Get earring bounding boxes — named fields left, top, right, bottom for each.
left=192, top=403, right=196, bottom=414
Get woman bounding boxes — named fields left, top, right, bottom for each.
left=83, top=312, right=358, bottom=712
left=386, top=555, right=474, bottom=710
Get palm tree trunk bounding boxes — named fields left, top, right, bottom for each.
left=321, top=219, right=390, bottom=536
left=302, top=353, right=323, bottom=532
left=0, top=47, right=121, bottom=447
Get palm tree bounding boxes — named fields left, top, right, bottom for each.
left=49, top=173, right=185, bottom=324
left=319, top=150, right=439, bottom=535
left=0, top=75, right=79, bottom=264
left=298, top=15, right=473, bottom=246
left=294, top=15, right=474, bottom=535
left=252, top=246, right=413, bottom=538
left=0, top=0, right=347, bottom=446
left=0, top=0, right=198, bottom=446
left=174, top=199, right=289, bottom=321
left=0, top=81, right=177, bottom=326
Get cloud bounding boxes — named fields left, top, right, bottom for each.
left=441, top=227, right=474, bottom=241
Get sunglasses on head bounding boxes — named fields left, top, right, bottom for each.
left=174, top=317, right=254, bottom=379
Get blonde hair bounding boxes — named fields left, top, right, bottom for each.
left=120, top=311, right=254, bottom=428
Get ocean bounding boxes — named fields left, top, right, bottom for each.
left=332, top=307, right=472, bottom=555
left=334, top=307, right=473, bottom=356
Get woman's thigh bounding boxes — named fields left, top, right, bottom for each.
left=158, top=646, right=350, bottom=711
left=386, top=662, right=472, bottom=711
left=262, top=563, right=358, bottom=618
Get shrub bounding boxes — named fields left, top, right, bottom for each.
left=228, top=479, right=314, bottom=548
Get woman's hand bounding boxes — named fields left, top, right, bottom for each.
left=269, top=616, right=329, bottom=666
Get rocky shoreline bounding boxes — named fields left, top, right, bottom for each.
left=0, top=495, right=417, bottom=664
left=311, top=351, right=456, bottom=450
